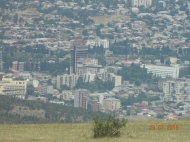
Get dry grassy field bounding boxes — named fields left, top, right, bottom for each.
left=0, top=119, right=189, bottom=142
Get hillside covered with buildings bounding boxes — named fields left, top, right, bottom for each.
left=0, top=0, right=190, bottom=122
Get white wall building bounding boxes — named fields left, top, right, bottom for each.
left=57, top=74, right=78, bottom=89
left=33, top=80, right=39, bottom=88
left=132, top=0, right=152, bottom=7
left=98, top=39, right=109, bottom=49
left=83, top=71, right=96, bottom=83
left=146, top=64, right=180, bottom=79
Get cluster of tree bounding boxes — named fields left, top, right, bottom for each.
left=75, top=77, right=114, bottom=93
left=179, top=65, right=190, bottom=78
left=88, top=45, right=105, bottom=55
left=40, top=58, right=70, bottom=76
left=119, top=92, right=160, bottom=106
left=25, top=45, right=49, bottom=54
left=0, top=95, right=107, bottom=124
left=95, top=56, right=106, bottom=66
left=117, top=63, right=160, bottom=86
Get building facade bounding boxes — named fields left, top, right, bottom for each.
left=132, top=0, right=152, bottom=7
left=146, top=64, right=180, bottom=79
left=98, top=39, right=109, bottom=49
left=57, top=74, right=78, bottom=89
left=74, top=89, right=90, bottom=109
left=0, top=78, right=27, bottom=99
left=162, top=79, right=190, bottom=102
left=70, top=36, right=88, bottom=74
left=83, top=71, right=96, bottom=82
left=102, top=98, right=121, bottom=111
left=97, top=70, right=122, bottom=87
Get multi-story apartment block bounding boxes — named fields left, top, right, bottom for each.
left=18, top=62, right=24, bottom=72
left=62, top=91, right=69, bottom=100
left=110, top=73, right=122, bottom=87
left=0, top=78, right=27, bottom=99
left=102, top=98, right=121, bottom=111
left=132, top=0, right=152, bottom=7
left=57, top=74, right=78, bottom=89
left=74, top=89, right=90, bottom=109
left=162, top=79, right=190, bottom=103
left=39, top=83, right=47, bottom=96
left=97, top=70, right=122, bottom=87
left=146, top=64, right=180, bottom=79
left=76, top=58, right=102, bottom=77
left=9, top=61, right=25, bottom=72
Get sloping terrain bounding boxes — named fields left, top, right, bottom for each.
left=0, top=96, right=106, bottom=124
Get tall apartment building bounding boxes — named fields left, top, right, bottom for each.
left=70, top=36, right=88, bottom=74
left=57, top=74, right=78, bottom=89
left=74, top=89, right=90, bottom=109
left=162, top=79, right=190, bottom=102
left=0, top=78, right=27, bottom=99
left=39, top=83, right=47, bottom=96
left=0, top=51, right=3, bottom=71
left=110, top=73, right=122, bottom=87
left=146, top=64, right=180, bottom=79
left=18, top=62, right=24, bottom=72
left=102, top=98, right=121, bottom=111
left=132, top=0, right=152, bottom=7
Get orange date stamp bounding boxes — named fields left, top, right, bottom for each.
left=149, top=125, right=178, bottom=130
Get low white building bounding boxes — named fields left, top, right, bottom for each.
left=145, top=64, right=180, bottom=79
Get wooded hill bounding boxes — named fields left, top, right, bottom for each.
left=0, top=96, right=107, bottom=124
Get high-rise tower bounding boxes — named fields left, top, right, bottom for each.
left=70, top=35, right=88, bottom=74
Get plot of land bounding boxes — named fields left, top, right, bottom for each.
left=0, top=119, right=189, bottom=142
left=16, top=8, right=42, bottom=18
left=89, top=15, right=130, bottom=25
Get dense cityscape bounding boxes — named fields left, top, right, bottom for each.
left=0, top=0, right=190, bottom=122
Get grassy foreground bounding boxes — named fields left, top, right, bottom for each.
left=0, top=119, right=189, bottom=142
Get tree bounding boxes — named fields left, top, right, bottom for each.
left=26, top=84, right=35, bottom=96
left=96, top=27, right=101, bottom=36
left=60, top=84, right=70, bottom=90
left=82, top=30, right=89, bottom=36
left=165, top=60, right=171, bottom=66
left=13, top=14, right=18, bottom=25
left=160, top=56, right=164, bottom=63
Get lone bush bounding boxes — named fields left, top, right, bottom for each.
left=93, top=114, right=127, bottom=138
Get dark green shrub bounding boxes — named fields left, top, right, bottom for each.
left=93, top=114, right=127, bottom=138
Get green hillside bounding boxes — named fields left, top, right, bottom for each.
left=0, top=119, right=189, bottom=142
left=0, top=96, right=106, bottom=123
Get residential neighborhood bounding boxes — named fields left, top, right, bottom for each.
left=1, top=0, right=190, bottom=121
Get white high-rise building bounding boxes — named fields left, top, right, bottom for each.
left=132, top=0, right=152, bottom=7
left=146, top=64, right=180, bottom=79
